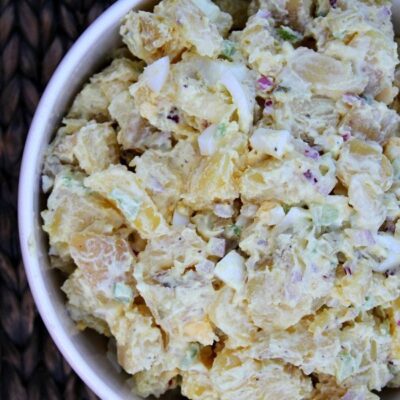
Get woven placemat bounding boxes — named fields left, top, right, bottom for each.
left=0, top=1, right=116, bottom=398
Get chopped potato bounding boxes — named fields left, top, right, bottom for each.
left=73, top=122, right=119, bottom=174
left=68, top=58, right=143, bottom=120
left=84, top=165, right=169, bottom=239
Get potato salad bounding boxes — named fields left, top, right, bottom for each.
left=42, top=0, right=400, bottom=398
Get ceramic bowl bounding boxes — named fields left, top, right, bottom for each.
left=18, top=1, right=400, bottom=399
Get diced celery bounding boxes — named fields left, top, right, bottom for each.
left=180, top=343, right=200, bottom=369
left=311, top=205, right=339, bottom=226
left=113, top=282, right=134, bottom=303
left=276, top=26, right=302, bottom=42
left=221, top=40, right=236, bottom=59
left=110, top=188, right=142, bottom=220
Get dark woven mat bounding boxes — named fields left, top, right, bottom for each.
left=0, top=1, right=117, bottom=398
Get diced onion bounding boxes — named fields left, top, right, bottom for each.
left=42, top=175, right=54, bottom=193
left=240, top=204, right=258, bottom=218
left=304, top=146, right=320, bottom=160
left=213, top=204, right=234, bottom=218
left=142, top=56, right=170, bottom=93
left=149, top=176, right=165, bottom=193
left=194, top=0, right=220, bottom=19
left=264, top=206, right=285, bottom=226
left=342, top=93, right=361, bottom=106
left=290, top=268, right=303, bottom=283
left=378, top=6, right=391, bottom=19
left=198, top=124, right=218, bottom=156
left=220, top=71, right=252, bottom=133
left=374, top=234, right=400, bottom=272
left=257, top=76, right=273, bottom=91
left=353, top=230, right=375, bottom=247
left=256, top=9, right=271, bottom=19
left=196, top=260, right=215, bottom=276
left=207, top=237, right=226, bottom=258
left=275, top=207, right=310, bottom=234
left=341, top=390, right=365, bottom=400
left=214, top=250, right=246, bottom=291
left=172, top=209, right=190, bottom=227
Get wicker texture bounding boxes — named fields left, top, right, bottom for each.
left=0, top=1, right=116, bottom=398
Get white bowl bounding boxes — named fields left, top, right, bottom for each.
left=18, top=1, right=400, bottom=399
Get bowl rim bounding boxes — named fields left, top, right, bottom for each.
left=18, top=1, right=143, bottom=399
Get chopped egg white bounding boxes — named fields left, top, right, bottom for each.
left=214, top=250, right=246, bottom=292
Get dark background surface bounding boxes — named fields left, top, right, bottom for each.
left=0, top=1, right=117, bottom=398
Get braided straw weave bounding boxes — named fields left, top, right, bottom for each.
left=0, top=1, right=116, bottom=398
